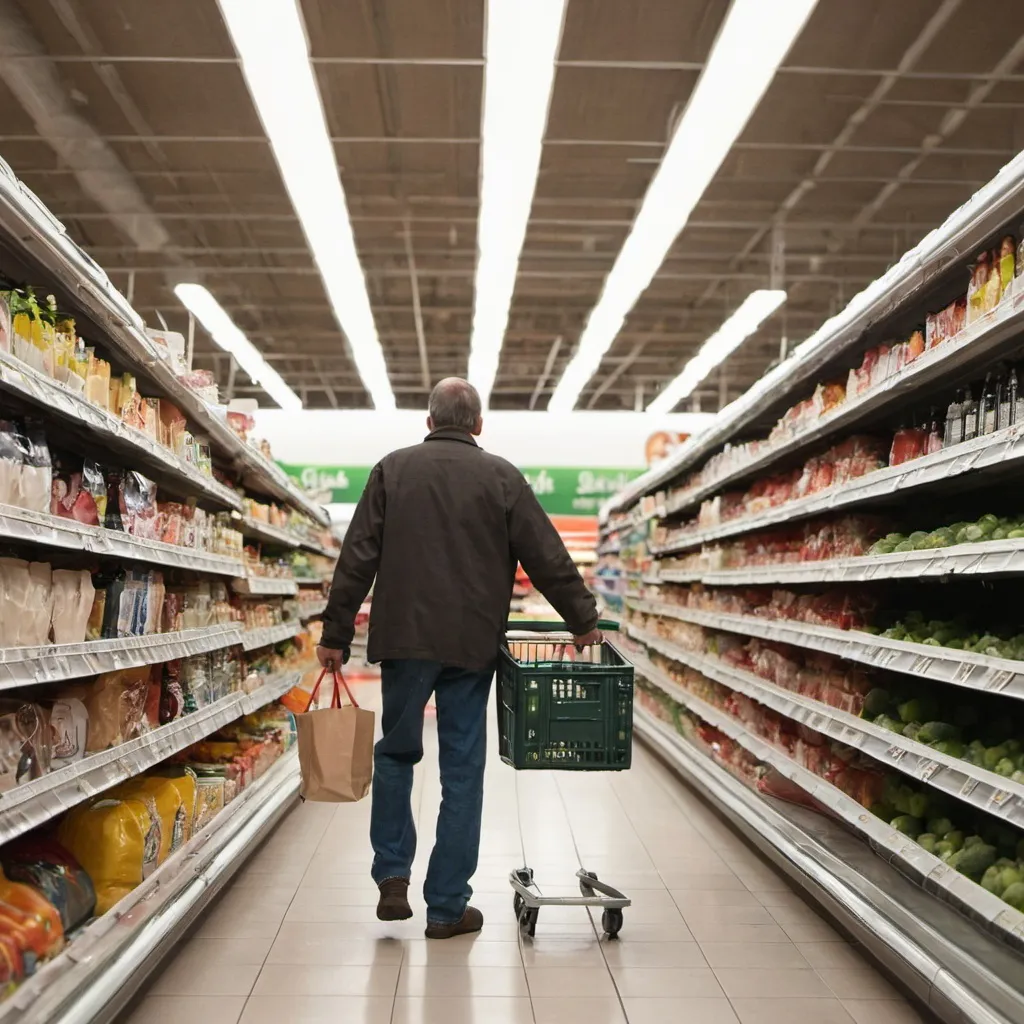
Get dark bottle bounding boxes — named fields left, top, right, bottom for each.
left=981, top=372, right=997, bottom=435
left=963, top=385, right=979, bottom=442
left=945, top=390, right=964, bottom=446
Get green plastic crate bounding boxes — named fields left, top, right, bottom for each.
left=497, top=621, right=633, bottom=770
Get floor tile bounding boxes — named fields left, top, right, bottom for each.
left=601, top=940, right=706, bottom=969
left=731, top=998, right=856, bottom=1024
left=251, top=964, right=399, bottom=997
left=796, top=942, right=871, bottom=971
left=780, top=921, right=849, bottom=943
left=663, top=873, right=747, bottom=891
left=391, top=997, right=534, bottom=1024
left=519, top=938, right=606, bottom=967
left=817, top=969, right=902, bottom=1000
left=843, top=1000, right=928, bottom=1023
left=714, top=968, right=835, bottom=999
left=700, top=942, right=810, bottom=969
left=239, top=996, right=393, bottom=1023
left=685, top=922, right=792, bottom=944
left=125, top=996, right=245, bottom=1024
left=621, top=997, right=739, bottom=1024
left=149, top=958, right=260, bottom=996
left=265, top=930, right=405, bottom=966
left=610, top=966, right=723, bottom=998
left=672, top=889, right=763, bottom=911
left=158, top=937, right=273, bottom=967
left=531, top=997, right=627, bottom=1024
left=526, top=966, right=617, bottom=998
left=397, top=966, right=529, bottom=998
left=404, top=940, right=524, bottom=967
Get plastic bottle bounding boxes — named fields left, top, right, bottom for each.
left=963, top=386, right=979, bottom=442
left=945, top=390, right=964, bottom=446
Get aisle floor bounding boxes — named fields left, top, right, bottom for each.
left=128, top=681, right=927, bottom=1024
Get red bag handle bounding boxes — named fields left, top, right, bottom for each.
left=305, top=667, right=360, bottom=712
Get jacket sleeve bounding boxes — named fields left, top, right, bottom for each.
left=321, top=462, right=385, bottom=649
left=507, top=479, right=599, bottom=635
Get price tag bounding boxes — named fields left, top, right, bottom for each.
left=911, top=656, right=934, bottom=675
left=960, top=777, right=980, bottom=800
left=986, top=670, right=1015, bottom=692
left=989, top=789, right=1012, bottom=809
left=920, top=761, right=942, bottom=781
left=886, top=744, right=907, bottom=763
left=952, top=661, right=975, bottom=684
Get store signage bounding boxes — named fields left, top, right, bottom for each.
left=278, top=462, right=643, bottom=515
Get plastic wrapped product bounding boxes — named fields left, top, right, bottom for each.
left=0, top=933, right=24, bottom=997
left=0, top=420, right=21, bottom=506
left=150, top=766, right=198, bottom=844
left=0, top=700, right=50, bottom=793
left=0, top=558, right=31, bottom=647
left=17, top=422, right=51, bottom=514
left=191, top=771, right=226, bottom=832
left=0, top=866, right=64, bottom=966
left=25, top=562, right=53, bottom=647
left=159, top=661, right=185, bottom=724
left=65, top=667, right=150, bottom=752
left=111, top=777, right=185, bottom=864
left=58, top=796, right=160, bottom=914
left=0, top=293, right=11, bottom=354
left=1, top=837, right=96, bottom=934
left=45, top=697, right=89, bottom=769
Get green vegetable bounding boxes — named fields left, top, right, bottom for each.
left=917, top=721, right=960, bottom=745
left=1000, top=867, right=1023, bottom=891
left=963, top=524, right=986, bottom=543
left=932, top=739, right=965, bottom=758
left=908, top=793, right=930, bottom=819
left=890, top=815, right=922, bottom=838
left=1002, top=882, right=1024, bottom=910
left=936, top=840, right=955, bottom=860
left=991, top=526, right=1009, bottom=541
left=862, top=688, right=891, bottom=718
left=927, top=817, right=954, bottom=837
left=981, top=865, right=1005, bottom=895
left=1008, top=528, right=1024, bottom=539
left=902, top=722, right=922, bottom=741
left=957, top=843, right=997, bottom=878
left=898, top=698, right=938, bottom=725
left=995, top=757, right=1017, bottom=777
left=909, top=531, right=929, bottom=549
left=874, top=714, right=905, bottom=734
left=893, top=541, right=914, bottom=553
left=944, top=830, right=965, bottom=852
left=917, top=833, right=938, bottom=854
left=984, top=745, right=1010, bottom=771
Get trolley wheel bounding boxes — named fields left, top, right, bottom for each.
left=579, top=870, right=598, bottom=896
left=601, top=908, right=624, bottom=938
left=519, top=906, right=539, bottom=938
left=513, top=893, right=525, bottom=917
left=514, top=867, right=534, bottom=886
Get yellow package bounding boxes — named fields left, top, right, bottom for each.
left=110, top=777, right=184, bottom=864
left=58, top=797, right=160, bottom=915
left=151, top=766, right=199, bottom=843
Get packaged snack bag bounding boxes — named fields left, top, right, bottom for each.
left=58, top=796, right=159, bottom=914
left=150, top=766, right=198, bottom=844
left=0, top=865, right=64, bottom=963
left=111, top=777, right=185, bottom=863
left=45, top=697, right=88, bottom=769
left=1, top=837, right=96, bottom=933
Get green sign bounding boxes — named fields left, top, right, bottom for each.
left=278, top=463, right=643, bottom=516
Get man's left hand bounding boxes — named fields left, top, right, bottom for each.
left=317, top=645, right=350, bottom=669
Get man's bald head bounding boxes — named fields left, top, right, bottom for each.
left=428, top=377, right=483, bottom=434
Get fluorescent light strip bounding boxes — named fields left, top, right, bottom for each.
left=646, top=289, right=786, bottom=414
left=548, top=0, right=819, bottom=412
left=216, top=0, right=394, bottom=411
left=467, top=0, right=567, bottom=408
left=175, top=284, right=302, bottom=412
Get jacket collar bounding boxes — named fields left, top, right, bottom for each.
left=424, top=426, right=479, bottom=447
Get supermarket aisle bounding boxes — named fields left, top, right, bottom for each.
left=126, top=683, right=927, bottom=1024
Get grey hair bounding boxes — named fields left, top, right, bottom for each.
left=429, top=377, right=482, bottom=429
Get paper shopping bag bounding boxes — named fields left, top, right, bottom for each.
left=296, top=668, right=375, bottom=802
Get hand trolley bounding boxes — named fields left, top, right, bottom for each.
left=498, top=619, right=634, bottom=938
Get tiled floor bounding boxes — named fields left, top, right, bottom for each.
left=125, top=681, right=929, bottom=1024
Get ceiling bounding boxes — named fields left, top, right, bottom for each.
left=1, top=0, right=1024, bottom=411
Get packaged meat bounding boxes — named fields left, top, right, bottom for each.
left=64, top=667, right=150, bottom=752
left=46, top=697, right=89, bottom=769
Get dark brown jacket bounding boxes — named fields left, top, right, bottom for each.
left=321, top=427, right=598, bottom=669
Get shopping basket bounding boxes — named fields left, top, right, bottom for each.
left=499, top=619, right=634, bottom=937
left=498, top=618, right=633, bottom=770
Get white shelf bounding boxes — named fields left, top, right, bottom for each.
left=0, top=351, right=242, bottom=513
left=240, top=620, right=302, bottom=652
left=0, top=747, right=299, bottom=1023
left=295, top=576, right=330, bottom=588
left=632, top=659, right=1024, bottom=950
left=659, top=294, right=1024, bottom=522
left=0, top=667, right=302, bottom=847
left=231, top=576, right=298, bottom=596
left=650, top=423, right=1024, bottom=556
left=299, top=599, right=328, bottom=620
left=629, top=623, right=1024, bottom=830
left=237, top=515, right=300, bottom=549
left=627, top=597, right=1024, bottom=700
left=0, top=624, right=243, bottom=688
left=0, top=503, right=246, bottom=577
left=658, top=538, right=1024, bottom=587
left=605, top=148, right=1024, bottom=517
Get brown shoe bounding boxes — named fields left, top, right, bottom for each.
left=376, top=878, right=412, bottom=921
left=424, top=905, right=484, bottom=939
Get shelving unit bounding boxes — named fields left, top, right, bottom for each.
left=600, top=151, right=1024, bottom=1023
left=0, top=159, right=335, bottom=1018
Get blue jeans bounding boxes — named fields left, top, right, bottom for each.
left=370, top=659, right=494, bottom=924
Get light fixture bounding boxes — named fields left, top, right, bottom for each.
left=548, top=0, right=819, bottom=412
left=646, top=289, right=787, bottom=414
left=215, top=0, right=394, bottom=410
left=466, top=0, right=567, bottom=408
left=175, top=283, right=302, bottom=412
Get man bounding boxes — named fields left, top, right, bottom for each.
left=317, top=377, right=600, bottom=939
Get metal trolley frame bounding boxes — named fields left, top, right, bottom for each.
left=499, top=619, right=634, bottom=938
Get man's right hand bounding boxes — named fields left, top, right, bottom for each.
left=317, top=645, right=350, bottom=669
left=573, top=628, right=603, bottom=649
